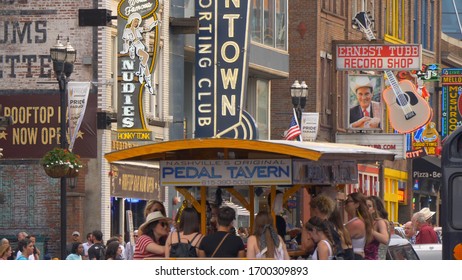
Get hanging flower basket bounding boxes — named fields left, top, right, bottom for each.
left=41, top=147, right=83, bottom=178
left=44, top=165, right=70, bottom=178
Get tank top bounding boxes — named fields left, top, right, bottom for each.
left=311, top=240, right=333, bottom=260
left=364, top=239, right=380, bottom=260
left=255, top=243, right=285, bottom=260
left=345, top=217, right=366, bottom=254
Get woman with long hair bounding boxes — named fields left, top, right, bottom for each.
left=329, top=206, right=354, bottom=260
left=144, top=200, right=166, bottom=218
left=0, top=244, right=12, bottom=260
left=105, top=240, right=122, bottom=260
left=165, top=207, right=204, bottom=258
left=301, top=194, right=335, bottom=255
left=365, top=196, right=390, bottom=260
left=344, top=192, right=374, bottom=259
left=305, top=216, right=336, bottom=260
left=246, top=211, right=289, bottom=259
left=134, top=211, right=171, bottom=260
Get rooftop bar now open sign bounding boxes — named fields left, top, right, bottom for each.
left=160, top=159, right=292, bottom=186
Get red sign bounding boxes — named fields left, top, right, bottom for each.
left=336, top=44, right=422, bottom=70
left=0, top=93, right=97, bottom=158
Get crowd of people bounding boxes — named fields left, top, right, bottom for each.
left=0, top=194, right=441, bottom=261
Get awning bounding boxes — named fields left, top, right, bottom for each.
left=104, top=138, right=395, bottom=163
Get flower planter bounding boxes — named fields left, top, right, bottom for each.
left=41, top=147, right=83, bottom=178
left=44, top=165, right=70, bottom=178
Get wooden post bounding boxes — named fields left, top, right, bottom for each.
left=201, top=186, right=207, bottom=234
left=249, top=186, right=255, bottom=231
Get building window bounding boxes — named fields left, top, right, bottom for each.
left=413, top=1, right=435, bottom=52
left=251, top=0, right=288, bottom=51
left=442, top=0, right=462, bottom=39
left=320, top=56, right=333, bottom=127
left=247, top=78, right=270, bottom=140
left=385, top=0, right=406, bottom=44
left=323, top=0, right=346, bottom=16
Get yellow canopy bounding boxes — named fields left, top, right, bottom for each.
left=104, top=138, right=395, bottom=162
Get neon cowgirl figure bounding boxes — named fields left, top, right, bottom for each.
left=120, top=13, right=160, bottom=95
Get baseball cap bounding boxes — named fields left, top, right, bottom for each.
left=72, top=231, right=80, bottom=237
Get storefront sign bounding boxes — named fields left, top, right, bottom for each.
left=336, top=133, right=406, bottom=159
left=411, top=122, right=440, bottom=156
left=110, top=162, right=163, bottom=201
left=292, top=159, right=358, bottom=185
left=416, top=64, right=440, bottom=81
left=116, top=0, right=160, bottom=141
left=0, top=93, right=97, bottom=158
left=336, top=44, right=422, bottom=71
left=160, top=159, right=292, bottom=186
left=441, top=68, right=462, bottom=137
left=412, top=157, right=441, bottom=180
left=194, top=0, right=257, bottom=139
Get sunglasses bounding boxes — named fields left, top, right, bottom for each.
left=158, top=221, right=168, bottom=228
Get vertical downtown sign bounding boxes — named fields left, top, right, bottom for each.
left=195, top=0, right=258, bottom=139
left=117, top=0, right=160, bottom=141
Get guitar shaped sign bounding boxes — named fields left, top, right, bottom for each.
left=352, top=12, right=432, bottom=133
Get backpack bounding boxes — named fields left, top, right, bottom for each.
left=169, top=232, right=201, bottom=258
left=90, top=244, right=106, bottom=260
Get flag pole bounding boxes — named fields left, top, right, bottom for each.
left=293, top=108, right=302, bottom=142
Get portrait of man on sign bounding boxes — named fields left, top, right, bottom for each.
left=348, top=75, right=384, bottom=130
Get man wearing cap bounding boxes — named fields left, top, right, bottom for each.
left=349, top=76, right=381, bottom=129
left=411, top=208, right=438, bottom=244
left=66, top=231, right=81, bottom=256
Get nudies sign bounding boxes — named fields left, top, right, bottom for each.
left=117, top=0, right=160, bottom=141
left=194, top=0, right=257, bottom=139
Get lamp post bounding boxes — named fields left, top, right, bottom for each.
left=290, top=80, right=308, bottom=227
left=50, top=36, right=76, bottom=260
left=290, top=80, right=308, bottom=128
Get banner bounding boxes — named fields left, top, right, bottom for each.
left=301, top=112, right=319, bottom=142
left=0, top=93, right=97, bottom=158
left=117, top=0, right=160, bottom=141
left=67, top=82, right=91, bottom=151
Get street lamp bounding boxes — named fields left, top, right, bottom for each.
left=290, top=80, right=308, bottom=228
left=290, top=80, right=308, bottom=125
left=50, top=36, right=76, bottom=260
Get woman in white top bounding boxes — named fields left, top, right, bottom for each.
left=344, top=192, right=374, bottom=260
left=305, top=216, right=335, bottom=260
left=246, top=211, right=289, bottom=260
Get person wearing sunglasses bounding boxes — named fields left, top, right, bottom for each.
left=344, top=192, right=374, bottom=260
left=134, top=212, right=171, bottom=260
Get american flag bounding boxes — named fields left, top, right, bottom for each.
left=283, top=113, right=301, bottom=141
